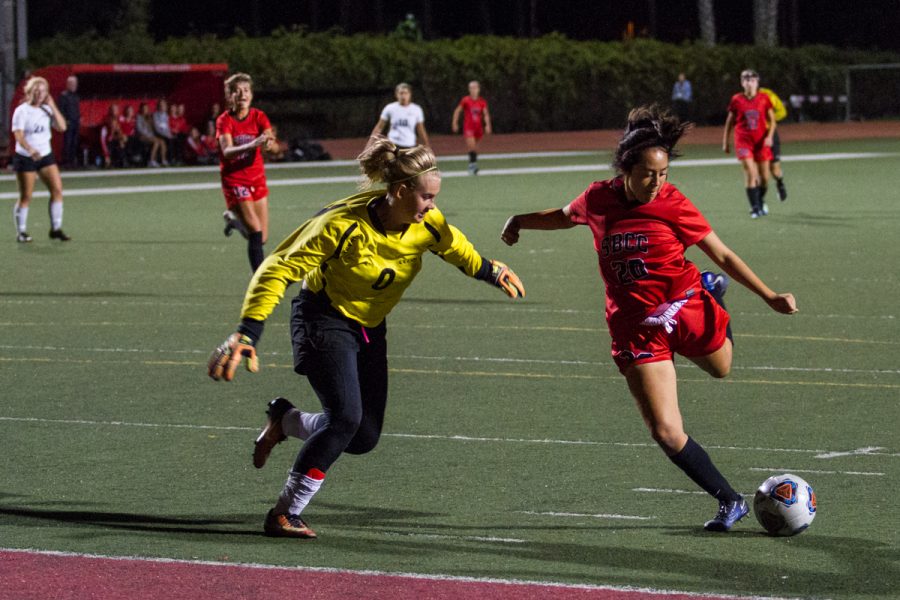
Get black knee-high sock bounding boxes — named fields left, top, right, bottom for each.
left=248, top=231, right=264, bottom=272
left=745, top=187, right=761, bottom=212
left=468, top=151, right=477, bottom=163
left=669, top=437, right=741, bottom=502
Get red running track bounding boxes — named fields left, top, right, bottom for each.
left=0, top=549, right=761, bottom=600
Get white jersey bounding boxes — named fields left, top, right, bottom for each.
left=11, top=103, right=55, bottom=158
left=379, top=101, right=424, bottom=148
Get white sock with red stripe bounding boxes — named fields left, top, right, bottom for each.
left=274, top=468, right=325, bottom=516
left=281, top=408, right=327, bottom=440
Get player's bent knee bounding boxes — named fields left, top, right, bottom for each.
left=326, top=411, right=362, bottom=438
left=649, top=423, right=686, bottom=452
left=343, top=431, right=381, bottom=455
left=711, top=364, right=731, bottom=378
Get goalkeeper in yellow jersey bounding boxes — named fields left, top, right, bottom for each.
left=208, top=135, right=524, bottom=539
left=760, top=86, right=788, bottom=201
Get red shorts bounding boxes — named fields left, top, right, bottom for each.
left=222, top=181, right=269, bottom=210
left=610, top=288, right=730, bottom=373
left=734, top=133, right=773, bottom=163
left=463, top=127, right=483, bottom=141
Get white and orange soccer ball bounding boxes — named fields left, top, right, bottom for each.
left=753, top=473, right=817, bottom=536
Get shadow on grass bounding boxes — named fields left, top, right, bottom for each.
left=0, top=505, right=260, bottom=537
left=775, top=212, right=856, bottom=226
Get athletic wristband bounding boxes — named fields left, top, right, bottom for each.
left=237, top=318, right=264, bottom=343
left=473, top=256, right=493, bottom=282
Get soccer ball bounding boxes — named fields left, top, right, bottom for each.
left=753, top=473, right=817, bottom=536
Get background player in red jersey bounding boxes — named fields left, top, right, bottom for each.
left=451, top=80, right=492, bottom=175
left=216, top=72, right=277, bottom=272
left=501, top=105, right=797, bottom=532
left=723, top=69, right=776, bottom=218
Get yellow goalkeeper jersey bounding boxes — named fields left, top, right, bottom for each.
left=240, top=190, right=485, bottom=327
left=760, top=88, right=788, bottom=122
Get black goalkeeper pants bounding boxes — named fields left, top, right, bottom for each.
left=289, top=288, right=388, bottom=475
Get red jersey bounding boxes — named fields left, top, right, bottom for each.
left=201, top=134, right=218, bottom=154
left=458, top=96, right=488, bottom=130
left=216, top=108, right=271, bottom=185
left=169, top=114, right=189, bottom=135
left=727, top=92, right=773, bottom=139
left=567, top=178, right=712, bottom=327
left=117, top=114, right=136, bottom=137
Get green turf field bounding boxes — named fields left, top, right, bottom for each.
left=2, top=139, right=898, bottom=599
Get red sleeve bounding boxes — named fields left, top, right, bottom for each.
left=215, top=113, right=231, bottom=138
left=257, top=109, right=272, bottom=132
left=676, top=194, right=712, bottom=247
left=761, top=94, right=774, bottom=113
left=457, top=97, right=468, bottom=109
left=727, top=94, right=738, bottom=114
left=566, top=189, right=590, bottom=225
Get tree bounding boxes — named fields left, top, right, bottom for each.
left=698, top=0, right=715, bottom=46
left=754, top=0, right=778, bottom=46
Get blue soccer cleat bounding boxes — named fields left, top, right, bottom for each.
left=700, top=271, right=729, bottom=297
left=704, top=498, right=750, bottom=532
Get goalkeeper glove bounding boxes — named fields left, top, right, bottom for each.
left=208, top=333, right=259, bottom=381
left=487, top=259, right=525, bottom=298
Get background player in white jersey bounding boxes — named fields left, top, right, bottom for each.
left=11, top=76, right=70, bottom=243
left=369, top=82, right=430, bottom=149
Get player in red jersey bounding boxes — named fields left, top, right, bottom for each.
left=501, top=105, right=797, bottom=532
left=723, top=69, right=776, bottom=218
left=216, top=72, right=277, bottom=272
left=451, top=81, right=492, bottom=175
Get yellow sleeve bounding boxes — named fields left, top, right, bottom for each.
left=239, top=218, right=341, bottom=322
left=763, top=88, right=788, bottom=122
left=425, top=208, right=484, bottom=277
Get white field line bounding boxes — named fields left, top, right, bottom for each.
left=3, top=319, right=899, bottom=349
left=4, top=344, right=899, bottom=377
left=748, top=467, right=884, bottom=476
left=0, top=548, right=789, bottom=600
left=813, top=447, right=887, bottom=459
left=1, top=151, right=896, bottom=200
left=0, top=297, right=894, bottom=323
left=517, top=511, right=655, bottom=521
left=633, top=488, right=711, bottom=495
left=381, top=531, right=526, bottom=544
left=1, top=415, right=897, bottom=459
left=0, top=150, right=598, bottom=181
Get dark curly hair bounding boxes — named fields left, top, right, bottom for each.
left=612, top=105, right=691, bottom=173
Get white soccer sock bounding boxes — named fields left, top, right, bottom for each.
left=49, top=201, right=63, bottom=230
left=281, top=408, right=327, bottom=440
left=273, top=468, right=325, bottom=515
left=13, top=203, right=28, bottom=233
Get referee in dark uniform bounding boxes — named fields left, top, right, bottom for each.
left=57, top=76, right=81, bottom=167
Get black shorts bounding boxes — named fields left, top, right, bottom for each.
left=290, top=288, right=386, bottom=376
left=13, top=152, right=57, bottom=172
left=771, top=132, right=781, bottom=162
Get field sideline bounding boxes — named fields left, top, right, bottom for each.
left=1, top=135, right=899, bottom=599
